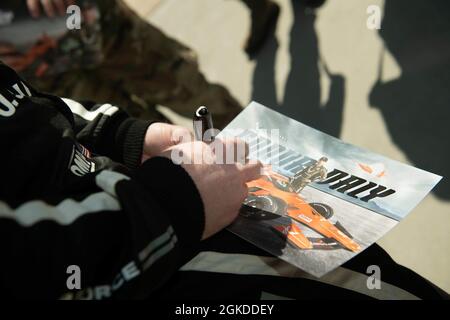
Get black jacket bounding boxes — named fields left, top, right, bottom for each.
left=0, top=62, right=204, bottom=299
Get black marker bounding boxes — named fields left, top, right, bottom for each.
left=193, top=106, right=215, bottom=142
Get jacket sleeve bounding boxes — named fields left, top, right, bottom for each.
left=0, top=62, right=205, bottom=299
left=61, top=98, right=153, bottom=170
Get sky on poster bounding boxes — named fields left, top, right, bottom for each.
left=221, top=102, right=442, bottom=220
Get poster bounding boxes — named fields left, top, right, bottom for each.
left=220, top=102, right=442, bottom=277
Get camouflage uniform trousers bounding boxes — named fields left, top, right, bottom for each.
left=27, top=0, right=242, bottom=128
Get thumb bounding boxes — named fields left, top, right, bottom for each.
left=170, top=126, right=194, bottom=145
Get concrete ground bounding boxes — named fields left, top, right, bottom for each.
left=125, top=0, right=449, bottom=292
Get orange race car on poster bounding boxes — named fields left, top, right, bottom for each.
left=241, top=171, right=361, bottom=252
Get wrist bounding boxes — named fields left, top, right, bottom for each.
left=117, top=119, right=153, bottom=169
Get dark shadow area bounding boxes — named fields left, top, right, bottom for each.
left=369, top=0, right=450, bottom=199
left=251, top=23, right=279, bottom=109
left=251, top=0, right=345, bottom=138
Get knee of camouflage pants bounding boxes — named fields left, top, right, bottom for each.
left=100, top=0, right=243, bottom=128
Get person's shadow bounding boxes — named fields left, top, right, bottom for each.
left=369, top=0, right=450, bottom=199
left=251, top=0, right=345, bottom=138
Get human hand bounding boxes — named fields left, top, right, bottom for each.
left=160, top=139, right=262, bottom=240
left=26, top=0, right=75, bottom=18
left=142, top=122, right=193, bottom=163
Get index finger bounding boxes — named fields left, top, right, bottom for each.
left=239, top=161, right=263, bottom=183
left=41, top=0, right=56, bottom=18
left=27, top=0, right=41, bottom=18
left=219, top=137, right=249, bottom=164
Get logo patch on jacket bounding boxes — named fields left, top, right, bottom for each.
left=69, top=143, right=95, bottom=177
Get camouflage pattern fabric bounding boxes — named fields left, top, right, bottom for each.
left=24, top=0, right=242, bottom=127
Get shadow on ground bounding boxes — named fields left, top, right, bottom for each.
left=251, top=0, right=345, bottom=138
left=369, top=0, right=450, bottom=199
left=252, top=0, right=449, bottom=199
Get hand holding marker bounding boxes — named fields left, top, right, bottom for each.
left=193, top=106, right=215, bottom=142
